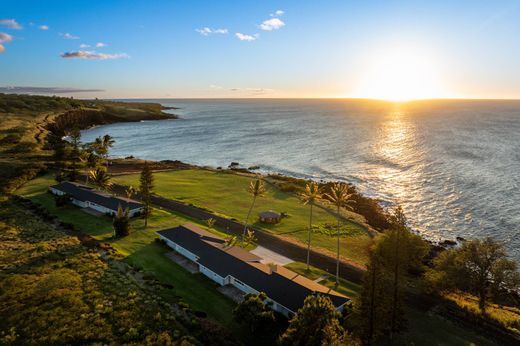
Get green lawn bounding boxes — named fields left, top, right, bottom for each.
left=113, top=169, right=372, bottom=265
left=15, top=175, right=241, bottom=329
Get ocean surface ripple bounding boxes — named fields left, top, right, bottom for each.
left=82, top=99, right=520, bottom=259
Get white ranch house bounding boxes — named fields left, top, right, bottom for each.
left=50, top=181, right=144, bottom=217
left=157, top=224, right=349, bottom=317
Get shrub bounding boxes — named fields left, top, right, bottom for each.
left=113, top=206, right=130, bottom=237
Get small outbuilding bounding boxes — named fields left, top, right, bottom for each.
left=258, top=210, right=282, bottom=224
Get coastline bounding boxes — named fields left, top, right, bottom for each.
left=107, top=156, right=456, bottom=255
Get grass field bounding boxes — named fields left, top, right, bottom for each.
left=15, top=175, right=240, bottom=329
left=113, top=169, right=373, bottom=265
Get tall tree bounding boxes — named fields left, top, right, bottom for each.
left=325, top=183, right=355, bottom=285
left=88, top=168, right=112, bottom=191
left=139, top=161, right=154, bottom=228
left=81, top=147, right=100, bottom=184
left=233, top=292, right=276, bottom=335
left=300, top=182, right=322, bottom=271
left=101, top=134, right=115, bottom=169
left=358, top=252, right=392, bottom=345
left=426, top=237, right=520, bottom=313
left=243, top=179, right=265, bottom=241
left=372, top=207, right=428, bottom=337
left=66, top=128, right=82, bottom=181
left=280, top=295, right=345, bottom=346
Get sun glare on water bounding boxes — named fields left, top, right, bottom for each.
left=354, top=46, right=444, bottom=101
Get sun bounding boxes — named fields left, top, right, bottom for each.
left=353, top=45, right=444, bottom=101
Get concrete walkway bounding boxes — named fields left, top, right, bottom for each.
left=250, top=246, right=294, bottom=266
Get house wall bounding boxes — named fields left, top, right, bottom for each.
left=228, top=276, right=259, bottom=295
left=49, top=187, right=64, bottom=196
left=85, top=200, right=115, bottom=215
left=159, top=236, right=199, bottom=262
left=199, top=264, right=225, bottom=285
left=50, top=188, right=87, bottom=208
left=128, top=207, right=143, bottom=218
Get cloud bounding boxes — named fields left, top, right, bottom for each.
left=0, top=33, right=12, bottom=53
left=271, top=10, right=284, bottom=17
left=79, top=43, right=90, bottom=48
left=235, top=32, right=258, bottom=41
left=0, top=19, right=22, bottom=30
left=0, top=86, right=105, bottom=94
left=0, top=33, right=13, bottom=43
left=61, top=32, right=79, bottom=39
left=195, top=27, right=228, bottom=36
left=38, top=25, right=49, bottom=30
left=229, top=87, right=274, bottom=95
left=61, top=50, right=129, bottom=60
left=259, top=18, right=285, bottom=31
left=95, top=42, right=107, bottom=48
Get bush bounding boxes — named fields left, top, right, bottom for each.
left=113, top=206, right=130, bottom=237
left=54, top=193, right=71, bottom=207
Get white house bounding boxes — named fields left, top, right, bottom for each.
left=50, top=181, right=144, bottom=217
left=157, top=223, right=349, bottom=317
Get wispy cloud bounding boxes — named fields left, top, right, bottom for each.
left=38, top=25, right=49, bottom=30
left=0, top=33, right=13, bottom=53
left=235, top=32, right=258, bottom=41
left=79, top=43, right=90, bottom=48
left=195, top=27, right=228, bottom=36
left=60, top=32, right=79, bottom=39
left=0, top=86, right=104, bottom=94
left=0, top=33, right=13, bottom=43
left=0, top=19, right=22, bottom=30
left=259, top=18, right=285, bottom=31
left=95, top=42, right=107, bottom=48
left=61, top=50, right=129, bottom=60
left=229, top=87, right=274, bottom=95
left=271, top=10, right=284, bottom=17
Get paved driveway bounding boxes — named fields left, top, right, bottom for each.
left=250, top=246, right=294, bottom=266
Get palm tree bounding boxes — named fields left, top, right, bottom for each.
left=300, top=182, right=322, bottom=271
left=243, top=179, right=266, bottom=241
left=101, top=134, right=115, bottom=169
left=89, top=168, right=112, bottom=192
left=325, top=183, right=355, bottom=285
left=80, top=149, right=99, bottom=184
left=125, top=185, right=136, bottom=199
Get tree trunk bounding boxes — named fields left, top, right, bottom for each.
left=479, top=286, right=487, bottom=314
left=390, top=228, right=401, bottom=338
left=307, top=204, right=313, bottom=271
left=336, top=204, right=340, bottom=285
left=243, top=196, right=256, bottom=241
left=368, top=259, right=377, bottom=346
left=144, top=196, right=149, bottom=228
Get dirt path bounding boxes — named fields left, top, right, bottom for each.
left=108, top=182, right=366, bottom=283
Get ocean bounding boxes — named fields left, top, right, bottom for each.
left=82, top=99, right=520, bottom=258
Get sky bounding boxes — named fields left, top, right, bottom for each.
left=1, top=0, right=520, bottom=99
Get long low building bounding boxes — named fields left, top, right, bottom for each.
left=50, top=181, right=144, bottom=217
left=157, top=224, right=349, bottom=317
